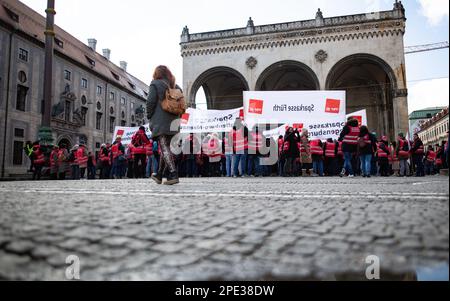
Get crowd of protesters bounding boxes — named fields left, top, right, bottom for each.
left=23, top=65, right=449, bottom=182
left=24, top=118, right=449, bottom=181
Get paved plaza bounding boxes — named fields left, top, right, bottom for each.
left=0, top=176, right=448, bottom=281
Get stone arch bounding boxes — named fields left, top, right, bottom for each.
left=190, top=67, right=249, bottom=110
left=255, top=60, right=320, bottom=91
left=57, top=136, right=73, bottom=149
left=326, top=53, right=398, bottom=139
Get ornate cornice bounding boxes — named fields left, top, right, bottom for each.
left=181, top=16, right=406, bottom=57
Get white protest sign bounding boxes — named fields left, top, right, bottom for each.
left=180, top=107, right=242, bottom=133
left=347, top=109, right=368, bottom=127
left=245, top=91, right=346, bottom=141
left=112, top=124, right=152, bottom=145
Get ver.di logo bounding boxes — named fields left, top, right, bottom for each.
left=325, top=99, right=341, bottom=114
left=248, top=99, right=264, bottom=115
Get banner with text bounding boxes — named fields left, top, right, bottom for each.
left=112, top=124, right=152, bottom=145
left=180, top=107, right=242, bottom=133
left=245, top=91, right=346, bottom=140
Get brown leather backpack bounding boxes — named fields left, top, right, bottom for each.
left=160, top=82, right=186, bottom=116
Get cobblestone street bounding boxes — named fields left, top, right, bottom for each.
left=0, top=176, right=448, bottom=281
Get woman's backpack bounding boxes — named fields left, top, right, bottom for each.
left=161, top=82, right=186, bottom=116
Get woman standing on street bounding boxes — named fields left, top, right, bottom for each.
left=147, top=65, right=184, bottom=185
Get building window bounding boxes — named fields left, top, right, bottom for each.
left=96, top=112, right=102, bottom=130
left=64, top=70, right=71, bottom=81
left=110, top=106, right=115, bottom=115
left=81, top=95, right=87, bottom=106
left=81, top=107, right=88, bottom=126
left=96, top=101, right=102, bottom=111
left=121, top=120, right=126, bottom=127
left=97, top=85, right=102, bottom=95
left=111, top=71, right=120, bottom=81
left=121, top=97, right=126, bottom=105
left=16, top=85, right=28, bottom=111
left=81, top=78, right=88, bottom=89
left=18, top=48, right=28, bottom=62
left=85, top=56, right=96, bottom=67
left=110, top=92, right=115, bottom=101
left=13, top=141, right=24, bottom=165
left=14, top=128, right=25, bottom=138
left=65, top=101, right=71, bottom=122
left=18, top=71, right=27, bottom=83
left=109, top=117, right=116, bottom=133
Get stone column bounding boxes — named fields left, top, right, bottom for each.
left=392, top=89, right=409, bottom=137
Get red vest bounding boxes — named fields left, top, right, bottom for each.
left=99, top=149, right=110, bottom=163
left=132, top=144, right=146, bottom=155
left=233, top=129, right=248, bottom=152
left=224, top=137, right=233, bottom=154
left=377, top=142, right=389, bottom=158
left=343, top=126, right=360, bottom=145
left=426, top=151, right=436, bottom=162
left=50, top=150, right=59, bottom=167
left=324, top=142, right=336, bottom=158
left=248, top=132, right=263, bottom=153
left=206, top=137, right=222, bottom=158
left=413, top=140, right=424, bottom=155
left=76, top=147, right=88, bottom=168
left=111, top=144, right=122, bottom=160
left=33, top=149, right=45, bottom=166
left=310, top=139, right=323, bottom=156
left=398, top=139, right=410, bottom=159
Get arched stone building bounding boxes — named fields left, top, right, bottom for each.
left=180, top=2, right=409, bottom=139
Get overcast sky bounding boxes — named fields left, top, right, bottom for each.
left=20, top=0, right=449, bottom=113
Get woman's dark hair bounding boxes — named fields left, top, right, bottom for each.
left=153, top=65, right=175, bottom=88
left=360, top=125, right=369, bottom=135
left=347, top=118, right=359, bottom=127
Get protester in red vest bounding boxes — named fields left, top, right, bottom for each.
left=277, top=135, right=285, bottom=177
left=77, top=143, right=88, bottom=179
left=131, top=126, right=150, bottom=178
left=310, top=139, right=324, bottom=176
left=32, top=144, right=46, bottom=180
left=232, top=119, right=248, bottom=177
left=425, top=145, right=436, bottom=175
left=396, top=133, right=410, bottom=177
left=69, top=145, right=80, bottom=180
left=377, top=136, right=391, bottom=177
left=98, top=144, right=111, bottom=179
left=49, top=145, right=59, bottom=180
left=338, top=118, right=360, bottom=177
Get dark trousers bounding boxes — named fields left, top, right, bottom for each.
left=71, top=165, right=80, bottom=180
left=284, top=157, right=297, bottom=176
left=133, top=154, right=146, bottom=178
left=88, top=166, right=96, bottom=179
left=413, top=155, right=425, bottom=177
left=185, top=157, right=197, bottom=177
left=80, top=167, right=86, bottom=179
left=379, top=157, right=390, bottom=176
left=325, top=157, right=337, bottom=176
left=32, top=165, right=43, bottom=180
left=58, top=172, right=66, bottom=180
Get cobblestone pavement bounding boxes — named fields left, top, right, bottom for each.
left=0, top=176, right=448, bottom=281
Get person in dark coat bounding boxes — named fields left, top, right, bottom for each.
left=411, top=133, right=425, bottom=177
left=146, top=65, right=182, bottom=185
left=283, top=127, right=300, bottom=177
